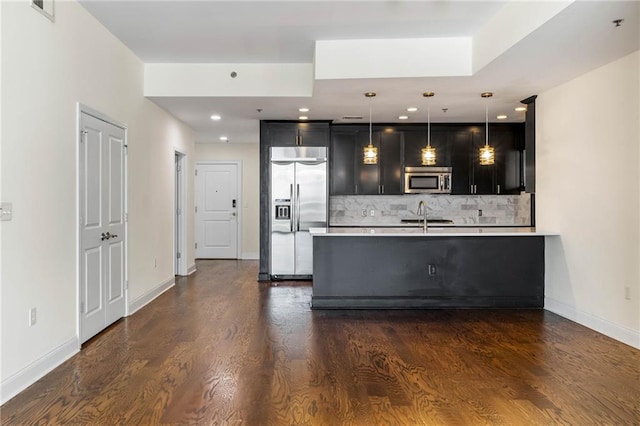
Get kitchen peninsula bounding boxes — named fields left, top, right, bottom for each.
left=310, top=227, right=555, bottom=309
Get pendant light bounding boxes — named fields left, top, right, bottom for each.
left=421, top=91, right=436, bottom=165
left=363, top=92, right=378, bottom=164
left=479, top=92, right=495, bottom=166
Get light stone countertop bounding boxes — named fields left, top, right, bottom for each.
left=309, top=227, right=559, bottom=237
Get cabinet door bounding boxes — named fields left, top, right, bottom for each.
left=268, top=123, right=299, bottom=146
left=356, top=131, right=380, bottom=194
left=266, top=122, right=330, bottom=147
left=403, top=129, right=427, bottom=167
left=380, top=131, right=403, bottom=194
left=450, top=129, right=472, bottom=195
left=299, top=123, right=330, bottom=146
left=472, top=129, right=496, bottom=195
left=492, top=125, right=522, bottom=195
left=404, top=127, right=450, bottom=167
left=330, top=130, right=357, bottom=195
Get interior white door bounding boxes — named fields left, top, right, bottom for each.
left=80, top=112, right=126, bottom=343
left=196, top=163, right=239, bottom=259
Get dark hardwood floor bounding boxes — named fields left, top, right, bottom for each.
left=2, top=260, right=639, bottom=425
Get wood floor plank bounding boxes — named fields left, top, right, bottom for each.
left=2, top=259, right=639, bottom=425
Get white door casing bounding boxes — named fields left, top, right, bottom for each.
left=79, top=110, right=127, bottom=343
left=175, top=151, right=187, bottom=275
left=195, top=162, right=241, bottom=259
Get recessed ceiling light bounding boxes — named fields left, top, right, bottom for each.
left=497, top=115, right=507, bottom=120
left=407, top=107, right=418, bottom=112
left=210, top=115, right=221, bottom=120
left=219, top=136, right=228, bottom=141
left=515, top=106, right=527, bottom=112
left=398, top=115, right=409, bottom=120
left=298, top=108, right=309, bottom=112
left=299, top=116, right=308, bottom=120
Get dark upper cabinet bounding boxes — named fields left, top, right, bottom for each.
left=450, top=128, right=473, bottom=195
left=330, top=123, right=524, bottom=196
left=356, top=130, right=381, bottom=194
left=379, top=130, right=403, bottom=194
left=330, top=126, right=403, bottom=195
left=403, top=127, right=450, bottom=167
left=266, top=122, right=330, bottom=147
left=330, top=128, right=358, bottom=195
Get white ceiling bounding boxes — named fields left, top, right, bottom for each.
left=79, top=0, right=640, bottom=144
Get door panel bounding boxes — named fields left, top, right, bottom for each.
left=294, top=231, right=313, bottom=275
left=296, top=161, right=326, bottom=230
left=196, top=163, right=239, bottom=258
left=80, top=112, right=126, bottom=343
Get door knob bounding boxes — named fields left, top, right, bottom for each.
left=101, top=232, right=108, bottom=241
left=231, top=212, right=236, bottom=216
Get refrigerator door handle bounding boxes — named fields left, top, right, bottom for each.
left=289, top=184, right=294, bottom=232
left=296, top=183, right=301, bottom=231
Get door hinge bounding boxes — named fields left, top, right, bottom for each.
left=195, top=169, right=198, bottom=176
left=80, top=301, right=84, bottom=314
left=80, top=216, right=84, bottom=226
left=124, top=144, right=128, bottom=155
left=125, top=280, right=129, bottom=290
left=195, top=242, right=198, bottom=249
left=177, top=252, right=181, bottom=259
left=125, top=213, right=128, bottom=222
left=177, top=164, right=181, bottom=172
left=195, top=206, right=198, bottom=213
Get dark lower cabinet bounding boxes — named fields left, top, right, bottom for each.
left=312, top=235, right=545, bottom=309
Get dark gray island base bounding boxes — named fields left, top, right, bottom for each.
left=311, top=231, right=545, bottom=309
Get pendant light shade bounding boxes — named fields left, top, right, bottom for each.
left=421, top=92, right=436, bottom=165
left=363, top=93, right=378, bottom=165
left=479, top=92, right=495, bottom=166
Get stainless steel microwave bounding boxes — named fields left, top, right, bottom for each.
left=404, top=167, right=452, bottom=194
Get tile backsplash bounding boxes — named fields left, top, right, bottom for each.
left=330, top=194, right=532, bottom=226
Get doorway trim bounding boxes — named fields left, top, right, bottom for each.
left=195, top=160, right=243, bottom=259
left=76, top=103, right=129, bottom=349
left=174, top=149, right=187, bottom=275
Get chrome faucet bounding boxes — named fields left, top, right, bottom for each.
left=417, top=200, right=428, bottom=232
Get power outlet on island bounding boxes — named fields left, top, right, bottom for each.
left=428, top=264, right=437, bottom=276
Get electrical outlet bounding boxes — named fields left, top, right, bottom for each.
left=370, top=209, right=375, bottom=217
left=478, top=209, right=483, bottom=217
left=361, top=209, right=367, bottom=217
left=428, top=264, right=437, bottom=276
left=625, top=285, right=631, bottom=300
left=29, top=307, right=36, bottom=326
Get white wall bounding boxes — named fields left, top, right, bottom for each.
left=537, top=50, right=640, bottom=348
left=0, top=0, right=195, bottom=402
left=194, top=143, right=259, bottom=258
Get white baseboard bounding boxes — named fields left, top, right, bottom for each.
left=545, top=297, right=640, bottom=349
left=0, top=336, right=79, bottom=405
left=128, top=277, right=175, bottom=315
left=187, top=263, right=197, bottom=275
left=242, top=251, right=259, bottom=260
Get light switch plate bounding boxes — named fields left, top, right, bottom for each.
left=0, top=202, right=12, bottom=221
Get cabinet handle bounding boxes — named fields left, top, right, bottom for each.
left=355, top=184, right=358, bottom=194
left=497, top=184, right=500, bottom=194
left=381, top=184, right=384, bottom=194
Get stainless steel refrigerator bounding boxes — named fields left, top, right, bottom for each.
left=270, top=146, right=327, bottom=279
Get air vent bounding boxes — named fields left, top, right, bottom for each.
left=342, top=116, right=364, bottom=120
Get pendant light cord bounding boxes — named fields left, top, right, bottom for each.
left=485, top=105, right=489, bottom=146
left=369, top=106, right=372, bottom=145
left=427, top=106, right=431, bottom=147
